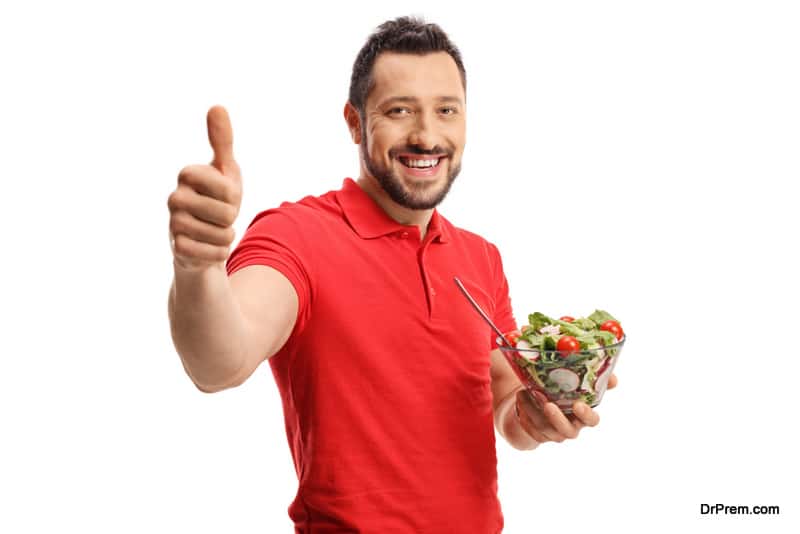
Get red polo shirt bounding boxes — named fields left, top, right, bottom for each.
left=226, top=178, right=517, bottom=533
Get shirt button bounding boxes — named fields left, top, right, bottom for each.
left=401, top=231, right=409, bottom=239
left=430, top=287, right=436, bottom=296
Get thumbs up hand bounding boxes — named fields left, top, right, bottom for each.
left=168, top=106, right=243, bottom=271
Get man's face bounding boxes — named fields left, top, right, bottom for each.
left=360, top=52, right=466, bottom=210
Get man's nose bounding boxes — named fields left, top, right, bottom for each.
left=407, top=111, right=439, bottom=150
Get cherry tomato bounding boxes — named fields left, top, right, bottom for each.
left=559, top=316, right=575, bottom=323
left=504, top=331, right=521, bottom=346
left=600, top=320, right=624, bottom=341
left=556, top=335, right=580, bottom=358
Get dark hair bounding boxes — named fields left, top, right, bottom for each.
left=348, top=16, right=466, bottom=116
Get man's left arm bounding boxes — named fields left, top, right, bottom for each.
left=490, top=348, right=618, bottom=450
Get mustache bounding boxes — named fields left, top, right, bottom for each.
left=389, top=145, right=452, bottom=158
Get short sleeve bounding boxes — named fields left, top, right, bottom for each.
left=488, top=242, right=518, bottom=349
left=225, top=206, right=313, bottom=339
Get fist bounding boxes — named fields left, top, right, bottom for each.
left=168, top=106, right=243, bottom=270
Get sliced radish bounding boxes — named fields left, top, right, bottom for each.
left=539, top=324, right=561, bottom=336
left=548, top=368, right=580, bottom=392
left=516, top=339, right=539, bottom=361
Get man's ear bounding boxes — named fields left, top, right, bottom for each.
left=343, top=101, right=362, bottom=144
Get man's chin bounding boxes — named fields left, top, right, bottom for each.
left=366, top=159, right=459, bottom=210
left=402, top=172, right=446, bottom=192
left=397, top=175, right=454, bottom=210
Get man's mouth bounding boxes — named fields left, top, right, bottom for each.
left=398, top=156, right=442, bottom=168
left=397, top=155, right=447, bottom=177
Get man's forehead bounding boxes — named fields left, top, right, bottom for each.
left=368, top=51, right=464, bottom=105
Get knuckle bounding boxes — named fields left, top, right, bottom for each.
left=223, top=205, right=238, bottom=226
left=224, top=226, right=236, bottom=244
left=172, top=235, right=192, bottom=256
left=168, top=217, right=181, bottom=236
left=167, top=191, right=179, bottom=211
left=169, top=212, right=190, bottom=236
left=168, top=187, right=191, bottom=211
left=177, top=165, right=194, bottom=185
left=177, top=164, right=201, bottom=184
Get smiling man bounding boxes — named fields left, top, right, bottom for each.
left=167, top=16, right=615, bottom=533
left=351, top=51, right=464, bottom=213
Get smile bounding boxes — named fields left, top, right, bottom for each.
left=398, top=156, right=441, bottom=168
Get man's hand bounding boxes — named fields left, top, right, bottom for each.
left=168, top=105, right=243, bottom=271
left=515, top=374, right=618, bottom=444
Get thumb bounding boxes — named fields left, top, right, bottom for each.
left=206, top=105, right=240, bottom=177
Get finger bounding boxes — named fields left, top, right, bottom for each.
left=170, top=211, right=236, bottom=247
left=169, top=186, right=238, bottom=227
left=206, top=105, right=239, bottom=176
left=543, top=402, right=581, bottom=439
left=172, top=234, right=230, bottom=264
left=571, top=401, right=600, bottom=427
left=519, top=394, right=566, bottom=443
left=607, top=373, right=619, bottom=390
left=178, top=164, right=241, bottom=205
left=514, top=397, right=551, bottom=443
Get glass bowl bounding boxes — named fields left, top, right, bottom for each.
left=499, top=337, right=625, bottom=414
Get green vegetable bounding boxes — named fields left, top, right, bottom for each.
left=528, top=312, right=553, bottom=332
left=573, top=317, right=596, bottom=331
left=593, top=330, right=617, bottom=346
left=510, top=309, right=625, bottom=408
left=588, top=309, right=618, bottom=325
left=552, top=318, right=587, bottom=337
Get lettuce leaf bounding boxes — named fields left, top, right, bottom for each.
left=588, top=309, right=618, bottom=325
left=594, top=330, right=617, bottom=345
left=528, top=312, right=553, bottom=332
left=573, top=317, right=597, bottom=331
left=552, top=318, right=587, bottom=337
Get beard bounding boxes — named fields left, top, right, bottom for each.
left=361, top=132, right=461, bottom=210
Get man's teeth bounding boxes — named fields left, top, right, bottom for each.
left=402, top=158, right=440, bottom=168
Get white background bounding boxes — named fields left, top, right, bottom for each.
left=1, top=1, right=798, bottom=532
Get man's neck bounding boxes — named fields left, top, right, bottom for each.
left=356, top=175, right=434, bottom=239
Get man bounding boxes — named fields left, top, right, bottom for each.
left=167, top=16, right=617, bottom=533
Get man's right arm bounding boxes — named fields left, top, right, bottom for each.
left=168, top=263, right=298, bottom=393
left=166, top=106, right=297, bottom=393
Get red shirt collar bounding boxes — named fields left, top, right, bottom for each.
left=336, top=178, right=450, bottom=243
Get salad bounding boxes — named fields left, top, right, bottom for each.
left=500, top=310, right=625, bottom=408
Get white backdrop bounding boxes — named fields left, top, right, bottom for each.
left=1, top=1, right=798, bottom=532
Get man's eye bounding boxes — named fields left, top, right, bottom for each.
left=389, top=107, right=411, bottom=115
left=440, top=107, right=458, bottom=115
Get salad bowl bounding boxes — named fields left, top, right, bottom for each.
left=498, top=311, right=625, bottom=414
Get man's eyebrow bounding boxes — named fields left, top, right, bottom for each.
left=379, top=95, right=464, bottom=107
